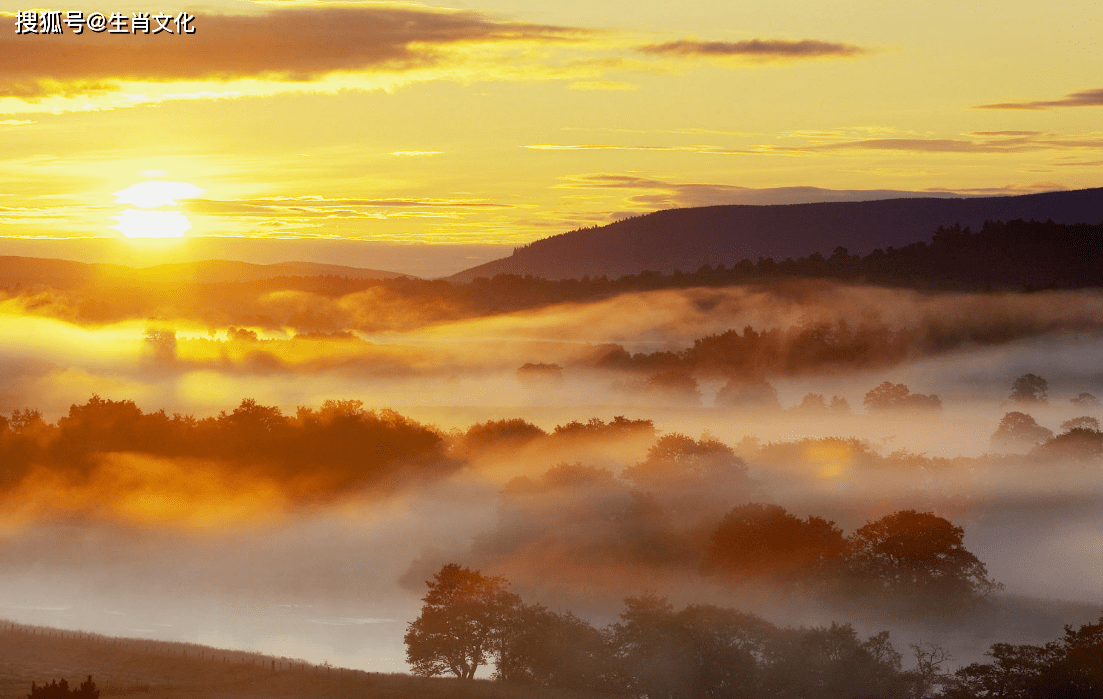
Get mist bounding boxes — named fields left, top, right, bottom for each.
left=0, top=279, right=1101, bottom=676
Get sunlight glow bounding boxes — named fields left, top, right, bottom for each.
left=115, top=181, right=204, bottom=208
left=112, top=209, right=192, bottom=238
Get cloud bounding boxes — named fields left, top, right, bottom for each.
left=0, top=5, right=590, bottom=99
left=525, top=143, right=763, bottom=155
left=640, top=38, right=865, bottom=60
left=525, top=129, right=1103, bottom=157
left=779, top=133, right=1103, bottom=154
left=976, top=88, right=1103, bottom=110
left=555, top=173, right=971, bottom=210
left=187, top=196, right=510, bottom=218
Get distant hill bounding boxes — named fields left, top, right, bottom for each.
left=0, top=258, right=412, bottom=289
left=449, top=188, right=1103, bottom=281
left=133, top=260, right=412, bottom=284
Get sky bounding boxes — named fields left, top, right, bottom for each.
left=0, top=0, right=1101, bottom=275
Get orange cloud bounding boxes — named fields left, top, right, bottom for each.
left=640, top=38, right=865, bottom=60
left=0, top=5, right=589, bottom=98
left=976, top=88, right=1103, bottom=110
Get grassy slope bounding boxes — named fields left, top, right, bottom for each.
left=0, top=622, right=595, bottom=699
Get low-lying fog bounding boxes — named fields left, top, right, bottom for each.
left=0, top=282, right=1100, bottom=673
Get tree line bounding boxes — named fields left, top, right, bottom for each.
left=405, top=564, right=1101, bottom=698
left=0, top=396, right=452, bottom=503
left=6, top=219, right=1102, bottom=333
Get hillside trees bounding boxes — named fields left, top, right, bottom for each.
left=944, top=616, right=1103, bottom=699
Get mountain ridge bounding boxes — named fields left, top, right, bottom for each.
left=449, top=188, right=1103, bottom=282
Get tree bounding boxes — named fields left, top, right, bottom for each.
left=796, top=393, right=828, bottom=412
left=644, top=371, right=702, bottom=406
left=28, top=676, right=98, bottom=699
left=1070, top=392, right=1101, bottom=408
left=715, top=377, right=780, bottom=410
left=1034, top=615, right=1103, bottom=699
left=863, top=382, right=942, bottom=412
left=907, top=642, right=953, bottom=698
left=991, top=412, right=1053, bottom=448
left=404, top=564, right=521, bottom=679
left=622, top=434, right=749, bottom=517
left=1009, top=373, right=1048, bottom=404
left=846, top=510, right=1001, bottom=609
left=1060, top=416, right=1100, bottom=432
left=764, top=624, right=907, bottom=699
left=611, top=595, right=775, bottom=699
left=461, top=419, right=546, bottom=454
left=494, top=604, right=613, bottom=690
left=944, top=643, right=1049, bottom=699
left=1033, top=427, right=1103, bottom=463
left=142, top=328, right=177, bottom=361
left=705, top=503, right=846, bottom=585
left=516, top=362, right=564, bottom=386
left=943, top=617, right=1103, bottom=699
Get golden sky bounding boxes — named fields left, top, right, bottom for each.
left=0, top=0, right=1101, bottom=249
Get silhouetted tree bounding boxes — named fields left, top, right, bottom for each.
left=863, top=381, right=942, bottom=412
left=28, top=676, right=98, bottom=699
left=991, top=412, right=1053, bottom=448
left=1060, top=416, right=1100, bottom=432
left=73, top=676, right=99, bottom=699
left=944, top=616, right=1103, bottom=699
left=226, top=326, right=259, bottom=342
left=495, top=604, right=613, bottom=689
left=142, top=328, right=177, bottom=361
left=1033, top=427, right=1103, bottom=463
left=1070, top=392, right=1101, bottom=408
left=1034, top=616, right=1103, bottom=699
left=623, top=434, right=748, bottom=510
left=461, top=419, right=546, bottom=453
left=715, top=377, right=780, bottom=410
left=1009, top=373, right=1048, bottom=404
left=610, top=595, right=778, bottom=699
left=944, top=642, right=1048, bottom=699
left=907, top=642, right=954, bottom=698
left=705, top=503, right=846, bottom=586
left=644, top=371, right=702, bottom=406
left=845, top=510, right=1001, bottom=609
left=763, top=624, right=908, bottom=699
left=551, top=416, right=655, bottom=440
left=404, top=564, right=521, bottom=679
left=516, top=362, right=564, bottom=386
left=796, top=393, right=828, bottom=412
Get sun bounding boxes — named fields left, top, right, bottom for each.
left=112, top=180, right=204, bottom=239
left=113, top=209, right=193, bottom=239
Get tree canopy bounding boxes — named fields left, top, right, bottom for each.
left=404, top=564, right=521, bottom=680
left=846, top=510, right=1002, bottom=608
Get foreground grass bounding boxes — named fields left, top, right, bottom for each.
left=0, top=621, right=600, bottom=699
